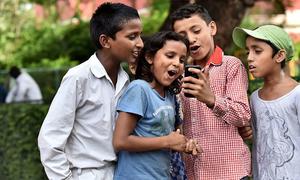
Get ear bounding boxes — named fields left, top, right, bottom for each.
left=209, top=21, right=217, bottom=36
left=99, top=34, right=110, bottom=48
left=128, top=63, right=136, bottom=75
left=145, top=54, right=153, bottom=64
left=274, top=49, right=286, bottom=63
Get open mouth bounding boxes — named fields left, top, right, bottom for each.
left=168, top=69, right=178, bottom=77
left=190, top=45, right=200, bottom=53
left=132, top=51, right=139, bottom=58
left=249, top=65, right=255, bottom=69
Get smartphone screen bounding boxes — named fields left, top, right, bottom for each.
left=184, top=65, right=201, bottom=98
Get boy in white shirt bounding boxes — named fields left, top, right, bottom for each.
left=38, top=3, right=143, bottom=180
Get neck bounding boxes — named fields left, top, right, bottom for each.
left=263, top=70, right=286, bottom=87
left=149, top=80, right=165, bottom=97
left=96, top=51, right=120, bottom=86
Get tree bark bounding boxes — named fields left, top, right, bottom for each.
left=160, top=0, right=255, bottom=51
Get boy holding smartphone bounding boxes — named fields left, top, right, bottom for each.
left=171, top=3, right=251, bottom=180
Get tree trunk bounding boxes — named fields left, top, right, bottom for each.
left=160, top=0, right=255, bottom=51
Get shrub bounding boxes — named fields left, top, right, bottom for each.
left=0, top=104, right=48, bottom=180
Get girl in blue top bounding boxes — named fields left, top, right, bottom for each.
left=113, top=31, right=200, bottom=180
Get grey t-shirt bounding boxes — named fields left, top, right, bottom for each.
left=250, top=85, right=300, bottom=180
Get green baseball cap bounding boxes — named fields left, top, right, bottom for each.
left=232, top=24, right=294, bottom=61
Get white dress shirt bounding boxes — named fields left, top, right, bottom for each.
left=5, top=71, right=42, bottom=103
left=38, top=54, right=130, bottom=180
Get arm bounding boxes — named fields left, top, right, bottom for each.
left=238, top=125, right=253, bottom=141
left=113, top=112, right=187, bottom=153
left=38, top=74, right=80, bottom=180
left=5, top=83, right=17, bottom=103
left=212, top=61, right=251, bottom=127
left=182, top=61, right=250, bottom=127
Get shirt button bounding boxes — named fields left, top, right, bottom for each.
left=191, top=118, right=196, bottom=123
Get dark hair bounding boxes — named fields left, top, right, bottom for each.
left=9, top=66, right=21, bottom=79
left=135, top=31, right=189, bottom=85
left=90, top=2, right=140, bottom=49
left=259, top=39, right=285, bottom=68
left=170, top=3, right=213, bottom=30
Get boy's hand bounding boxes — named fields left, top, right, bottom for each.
left=166, top=129, right=187, bottom=152
left=185, top=139, right=202, bottom=155
left=238, top=125, right=253, bottom=141
left=182, top=67, right=215, bottom=108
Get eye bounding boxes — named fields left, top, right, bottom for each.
left=166, top=53, right=175, bottom=59
left=193, top=29, right=201, bottom=34
left=254, top=49, right=262, bottom=54
left=180, top=58, right=185, bottom=64
left=178, top=32, right=187, bottom=38
left=127, top=33, right=138, bottom=40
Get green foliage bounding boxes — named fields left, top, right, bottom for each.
left=10, top=21, right=94, bottom=67
left=28, top=68, right=69, bottom=103
left=142, top=0, right=170, bottom=35
left=0, top=104, right=49, bottom=180
left=0, top=0, right=94, bottom=68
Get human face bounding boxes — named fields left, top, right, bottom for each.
left=246, top=36, right=279, bottom=78
left=109, top=18, right=143, bottom=64
left=173, top=15, right=216, bottom=64
left=149, top=40, right=186, bottom=92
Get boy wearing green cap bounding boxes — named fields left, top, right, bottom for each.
left=233, top=24, right=300, bottom=179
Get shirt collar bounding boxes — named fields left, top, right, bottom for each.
left=205, top=46, right=223, bottom=66
left=89, top=53, right=129, bottom=83
left=90, top=53, right=106, bottom=79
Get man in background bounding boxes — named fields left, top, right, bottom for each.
left=5, top=66, right=43, bottom=103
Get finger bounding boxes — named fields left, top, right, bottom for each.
left=196, top=145, right=203, bottom=153
left=188, top=67, right=202, bottom=75
left=202, top=66, right=209, bottom=78
left=176, top=129, right=180, bottom=134
left=185, top=140, right=193, bottom=152
left=192, top=147, right=198, bottom=155
left=192, top=140, right=203, bottom=153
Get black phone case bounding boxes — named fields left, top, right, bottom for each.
left=184, top=65, right=201, bottom=98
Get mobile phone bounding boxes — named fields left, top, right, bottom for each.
left=184, top=64, right=201, bottom=98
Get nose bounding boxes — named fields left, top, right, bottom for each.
left=247, top=51, right=253, bottom=62
left=136, top=36, right=144, bottom=48
left=187, top=32, right=196, bottom=44
left=173, top=57, right=182, bottom=67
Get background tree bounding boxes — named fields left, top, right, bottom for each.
left=160, top=0, right=256, bottom=50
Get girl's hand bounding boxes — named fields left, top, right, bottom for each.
left=166, top=129, right=187, bottom=152
left=185, top=139, right=202, bottom=155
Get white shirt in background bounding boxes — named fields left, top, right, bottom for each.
left=5, top=71, right=42, bottom=103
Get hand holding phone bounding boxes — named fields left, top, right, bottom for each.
left=184, top=65, right=201, bottom=98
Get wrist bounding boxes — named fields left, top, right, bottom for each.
left=206, top=95, right=215, bottom=108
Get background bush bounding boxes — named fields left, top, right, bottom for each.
left=0, top=104, right=48, bottom=180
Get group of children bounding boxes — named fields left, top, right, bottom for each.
left=37, top=2, right=300, bottom=180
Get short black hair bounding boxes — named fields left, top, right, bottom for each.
left=135, top=31, right=189, bottom=82
left=9, top=66, right=21, bottom=79
left=90, top=2, right=140, bottom=49
left=263, top=39, right=285, bottom=68
left=170, top=3, right=213, bottom=30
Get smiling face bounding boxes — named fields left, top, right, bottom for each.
left=148, top=40, right=187, bottom=92
left=173, top=14, right=216, bottom=64
left=109, top=18, right=144, bottom=63
left=246, top=36, right=281, bottom=78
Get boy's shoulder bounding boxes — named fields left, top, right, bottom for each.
left=223, top=55, right=243, bottom=65
left=65, top=54, right=96, bottom=79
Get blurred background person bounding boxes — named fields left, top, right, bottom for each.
left=5, top=66, right=43, bottom=104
